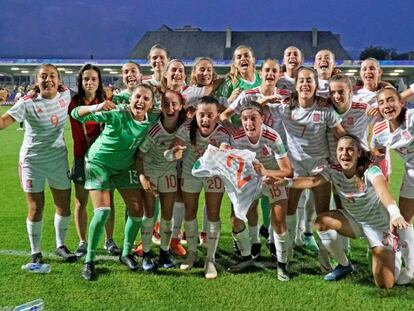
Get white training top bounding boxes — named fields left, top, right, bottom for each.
left=230, top=124, right=287, bottom=170
left=7, top=89, right=71, bottom=164
left=320, top=164, right=390, bottom=229
left=139, top=119, right=178, bottom=172
left=182, top=86, right=205, bottom=109
left=316, top=79, right=330, bottom=99
left=352, top=87, right=378, bottom=107
left=176, top=121, right=230, bottom=175
left=269, top=99, right=342, bottom=161
left=371, top=109, right=414, bottom=169
left=276, top=73, right=295, bottom=92
left=229, top=86, right=291, bottom=144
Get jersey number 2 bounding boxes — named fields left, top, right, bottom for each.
left=226, top=154, right=252, bottom=189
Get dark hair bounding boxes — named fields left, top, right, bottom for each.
left=73, top=64, right=104, bottom=106
left=189, top=96, right=219, bottom=146
left=289, top=66, right=319, bottom=109
left=240, top=101, right=264, bottom=115
left=122, top=61, right=142, bottom=74
left=35, top=63, right=60, bottom=81
left=337, top=134, right=375, bottom=179
left=376, top=86, right=406, bottom=126
left=160, top=89, right=186, bottom=129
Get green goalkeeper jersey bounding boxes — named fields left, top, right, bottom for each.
left=112, top=89, right=131, bottom=106
left=71, top=104, right=150, bottom=170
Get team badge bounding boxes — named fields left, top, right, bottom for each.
left=313, top=112, right=321, bottom=123
left=59, top=99, right=66, bottom=108
left=347, top=117, right=354, bottom=125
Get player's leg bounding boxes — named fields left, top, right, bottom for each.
left=158, top=191, right=176, bottom=268
left=140, top=187, right=157, bottom=272
left=371, top=247, right=396, bottom=288
left=104, top=189, right=121, bottom=256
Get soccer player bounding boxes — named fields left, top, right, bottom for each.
left=266, top=66, right=346, bottom=272
left=142, top=44, right=169, bottom=87
left=136, top=89, right=186, bottom=271
left=314, top=49, right=336, bottom=98
left=273, top=134, right=408, bottom=288
left=71, top=84, right=154, bottom=281
left=277, top=46, right=304, bottom=91
left=216, top=45, right=261, bottom=107
left=227, top=101, right=293, bottom=281
left=372, top=87, right=414, bottom=284
left=166, top=96, right=230, bottom=279
left=68, top=64, right=120, bottom=258
left=0, top=64, right=76, bottom=264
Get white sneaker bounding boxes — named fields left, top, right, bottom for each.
left=397, top=267, right=414, bottom=285
left=204, top=259, right=217, bottom=279
left=180, top=251, right=197, bottom=270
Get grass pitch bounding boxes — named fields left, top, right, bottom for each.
left=0, top=107, right=413, bottom=310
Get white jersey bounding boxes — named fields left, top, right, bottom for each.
left=352, top=87, right=378, bottom=107
left=7, top=89, right=71, bottom=164
left=139, top=119, right=177, bottom=172
left=327, top=102, right=376, bottom=162
left=182, top=85, right=205, bottom=109
left=142, top=74, right=161, bottom=87
left=176, top=121, right=230, bottom=175
left=320, top=164, right=390, bottom=229
left=192, top=144, right=262, bottom=222
left=371, top=109, right=414, bottom=169
left=230, top=124, right=287, bottom=170
left=229, top=86, right=290, bottom=144
left=316, top=79, right=330, bottom=99
left=276, top=73, right=295, bottom=92
left=269, top=98, right=342, bottom=161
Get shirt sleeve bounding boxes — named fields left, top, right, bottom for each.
left=326, top=108, right=342, bottom=128
left=272, top=136, right=288, bottom=159
left=366, top=165, right=384, bottom=183
left=228, top=92, right=246, bottom=114
left=139, top=134, right=154, bottom=153
left=7, top=98, right=26, bottom=122
left=71, top=106, right=117, bottom=124
left=176, top=123, right=189, bottom=142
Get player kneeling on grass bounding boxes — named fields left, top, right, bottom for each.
left=0, top=64, right=77, bottom=265
left=71, top=84, right=154, bottom=281
left=272, top=134, right=408, bottom=288
left=136, top=90, right=186, bottom=271
left=223, top=101, right=293, bottom=280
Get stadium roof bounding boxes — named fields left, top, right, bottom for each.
left=129, top=25, right=351, bottom=60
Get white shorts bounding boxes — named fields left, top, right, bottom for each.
left=146, top=170, right=177, bottom=193
left=19, top=156, right=71, bottom=193
left=400, top=167, right=414, bottom=199
left=339, top=209, right=395, bottom=251
left=292, top=156, right=328, bottom=177
left=181, top=172, right=224, bottom=194
left=261, top=183, right=288, bottom=203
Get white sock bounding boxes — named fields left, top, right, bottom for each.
left=233, top=226, right=251, bottom=257
left=141, top=216, right=154, bottom=253
left=54, top=214, right=70, bottom=249
left=318, top=230, right=349, bottom=266
left=286, top=214, right=297, bottom=259
left=249, top=224, right=260, bottom=244
left=202, top=203, right=208, bottom=233
left=160, top=218, right=172, bottom=251
left=184, top=219, right=198, bottom=252
left=296, top=191, right=306, bottom=234
left=268, top=226, right=274, bottom=243
left=274, top=231, right=288, bottom=264
left=398, top=225, right=414, bottom=271
left=172, top=202, right=185, bottom=239
left=207, top=221, right=221, bottom=260
left=26, top=219, right=43, bottom=254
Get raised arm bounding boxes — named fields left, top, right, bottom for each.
left=0, top=113, right=15, bottom=130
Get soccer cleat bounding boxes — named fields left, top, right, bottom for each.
left=303, top=234, right=319, bottom=253
left=31, top=252, right=44, bottom=264
left=104, top=239, right=121, bottom=256
left=75, top=242, right=88, bottom=258
left=259, top=225, right=270, bottom=240
left=199, top=232, right=207, bottom=247
left=251, top=243, right=262, bottom=260
left=81, top=262, right=96, bottom=281
left=132, top=242, right=143, bottom=257
left=55, top=245, right=77, bottom=263
left=119, top=254, right=139, bottom=271
left=170, top=238, right=186, bottom=257
left=142, top=253, right=157, bottom=272
left=277, top=263, right=291, bottom=281
left=232, top=239, right=241, bottom=257
left=152, top=221, right=161, bottom=245
left=228, top=256, right=255, bottom=273
left=324, top=263, right=354, bottom=281
left=180, top=251, right=197, bottom=270
left=159, top=250, right=174, bottom=269
left=204, top=259, right=217, bottom=279
left=397, top=267, right=414, bottom=285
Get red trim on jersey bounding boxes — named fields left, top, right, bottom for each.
left=22, top=95, right=32, bottom=100
left=218, top=126, right=229, bottom=135
left=245, top=88, right=260, bottom=95
left=373, top=121, right=388, bottom=135
left=149, top=123, right=161, bottom=137
left=262, top=129, right=278, bottom=141
left=232, top=129, right=246, bottom=140
left=142, top=75, right=152, bottom=81
left=351, top=102, right=367, bottom=110
left=330, top=163, right=342, bottom=171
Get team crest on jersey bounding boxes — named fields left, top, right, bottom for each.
left=26, top=179, right=33, bottom=189
left=262, top=146, right=271, bottom=156
left=402, top=130, right=412, bottom=141
left=37, top=107, right=43, bottom=113
left=312, top=112, right=321, bottom=123
left=59, top=99, right=66, bottom=108
left=347, top=117, right=354, bottom=126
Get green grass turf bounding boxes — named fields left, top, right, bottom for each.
left=0, top=106, right=413, bottom=310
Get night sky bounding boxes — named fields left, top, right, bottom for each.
left=1, top=0, right=413, bottom=60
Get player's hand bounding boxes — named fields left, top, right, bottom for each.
left=257, top=94, right=283, bottom=106
left=139, top=174, right=157, bottom=195
left=165, top=146, right=186, bottom=161
left=0, top=88, right=9, bottom=105
left=253, top=160, right=267, bottom=176
left=266, top=176, right=287, bottom=186
left=228, top=88, right=242, bottom=103
left=391, top=216, right=410, bottom=230
left=99, top=100, right=116, bottom=111
left=222, top=120, right=239, bottom=135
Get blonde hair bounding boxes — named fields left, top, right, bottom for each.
left=228, top=45, right=256, bottom=84
left=160, top=59, right=186, bottom=93
left=189, top=57, right=218, bottom=86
